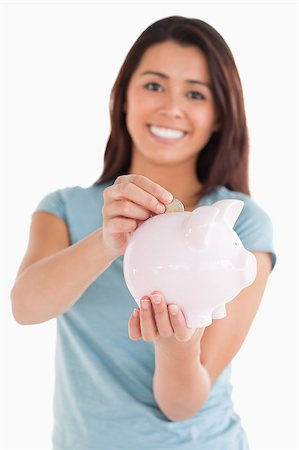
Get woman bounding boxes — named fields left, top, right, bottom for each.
left=11, top=16, right=276, bottom=450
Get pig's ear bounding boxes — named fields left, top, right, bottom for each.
left=212, top=199, right=244, bottom=227
left=184, top=206, right=219, bottom=249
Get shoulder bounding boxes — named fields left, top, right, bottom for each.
left=33, top=180, right=114, bottom=220
left=40, top=180, right=114, bottom=205
left=60, top=180, right=113, bottom=201
left=213, top=186, right=272, bottom=227
left=211, top=187, right=276, bottom=269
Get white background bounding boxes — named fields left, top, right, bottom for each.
left=1, top=1, right=298, bottom=450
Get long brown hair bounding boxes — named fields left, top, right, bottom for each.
left=94, top=16, right=250, bottom=197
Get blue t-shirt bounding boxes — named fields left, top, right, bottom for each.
left=33, top=181, right=276, bottom=450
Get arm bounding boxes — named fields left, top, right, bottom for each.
left=11, top=176, right=173, bottom=325
left=153, top=332, right=211, bottom=421
left=128, top=251, right=272, bottom=421
left=200, top=251, right=272, bottom=383
left=128, top=296, right=209, bottom=421
left=11, top=212, right=118, bottom=325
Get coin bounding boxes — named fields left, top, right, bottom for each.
left=165, top=198, right=185, bottom=212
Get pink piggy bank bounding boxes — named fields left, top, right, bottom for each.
left=123, top=199, right=257, bottom=328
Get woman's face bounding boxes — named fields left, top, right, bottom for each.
left=125, top=40, right=220, bottom=167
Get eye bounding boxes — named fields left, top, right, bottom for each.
left=187, top=91, right=205, bottom=100
left=144, top=82, right=164, bottom=92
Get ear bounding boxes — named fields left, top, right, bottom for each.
left=212, top=120, right=221, bottom=133
left=212, top=114, right=221, bottom=132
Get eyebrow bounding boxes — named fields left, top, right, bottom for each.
left=140, top=70, right=212, bottom=90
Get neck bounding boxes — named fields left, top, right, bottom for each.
left=128, top=154, right=203, bottom=211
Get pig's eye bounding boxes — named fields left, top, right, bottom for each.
left=234, top=242, right=238, bottom=246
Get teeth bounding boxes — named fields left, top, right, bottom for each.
left=149, top=125, right=185, bottom=139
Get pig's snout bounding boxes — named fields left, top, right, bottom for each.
left=242, top=251, right=257, bottom=286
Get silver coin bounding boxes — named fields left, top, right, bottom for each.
left=165, top=198, right=185, bottom=212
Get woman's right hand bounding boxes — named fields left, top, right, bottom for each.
left=102, top=174, right=173, bottom=258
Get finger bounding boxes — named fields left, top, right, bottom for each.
left=114, top=174, right=173, bottom=205
left=104, top=215, right=139, bottom=234
left=168, top=304, right=195, bottom=342
left=150, top=293, right=174, bottom=338
left=128, top=308, right=142, bottom=340
left=114, top=182, right=167, bottom=215
left=103, top=199, right=152, bottom=221
left=140, top=297, right=159, bottom=342
left=109, top=175, right=173, bottom=215
left=105, top=183, right=166, bottom=216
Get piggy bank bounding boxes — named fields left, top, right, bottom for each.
left=123, top=199, right=257, bottom=328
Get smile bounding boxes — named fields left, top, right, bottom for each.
left=148, top=125, right=187, bottom=140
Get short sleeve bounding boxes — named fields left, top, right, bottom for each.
left=32, top=189, right=67, bottom=223
left=234, top=197, right=276, bottom=270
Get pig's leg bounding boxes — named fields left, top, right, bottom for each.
left=186, top=314, right=212, bottom=329
left=212, top=305, right=227, bottom=319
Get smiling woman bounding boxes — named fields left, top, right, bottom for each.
left=125, top=41, right=220, bottom=202
left=97, top=16, right=250, bottom=208
left=10, top=15, right=276, bottom=450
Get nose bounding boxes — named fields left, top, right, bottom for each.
left=158, top=93, right=184, bottom=119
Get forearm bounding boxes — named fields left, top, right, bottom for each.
left=11, top=228, right=117, bottom=324
left=153, top=339, right=211, bottom=421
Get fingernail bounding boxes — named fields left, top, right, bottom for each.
left=133, top=308, right=139, bottom=317
left=141, top=299, right=150, bottom=310
left=162, top=191, right=173, bottom=203
left=156, top=203, right=165, bottom=213
left=169, top=305, right=179, bottom=315
left=151, top=294, right=161, bottom=304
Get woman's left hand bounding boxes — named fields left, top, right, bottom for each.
left=128, top=291, right=204, bottom=344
